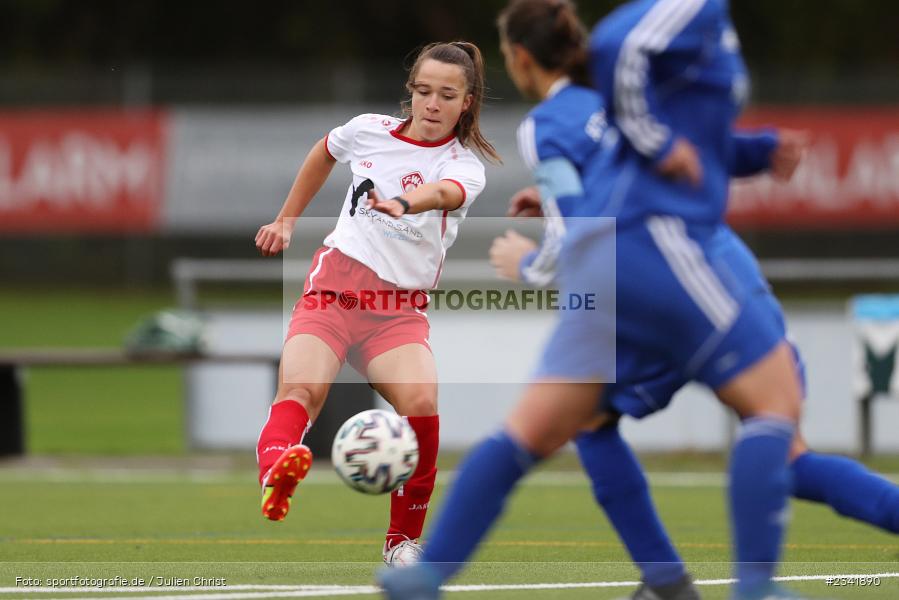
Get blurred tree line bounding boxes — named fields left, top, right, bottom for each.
left=1, top=0, right=897, bottom=104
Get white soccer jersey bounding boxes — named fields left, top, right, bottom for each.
left=322, top=113, right=486, bottom=290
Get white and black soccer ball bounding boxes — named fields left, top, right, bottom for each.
left=331, top=409, right=419, bottom=495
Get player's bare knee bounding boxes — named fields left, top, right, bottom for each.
left=507, top=414, right=571, bottom=458
left=783, top=390, right=802, bottom=422
left=277, top=386, right=325, bottom=420
left=395, top=391, right=437, bottom=417
left=741, top=388, right=802, bottom=423
left=761, top=381, right=802, bottom=421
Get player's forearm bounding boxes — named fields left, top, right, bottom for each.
left=400, top=181, right=463, bottom=214
left=275, top=138, right=336, bottom=222
left=729, top=129, right=779, bottom=178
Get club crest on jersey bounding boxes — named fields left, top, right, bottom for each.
left=400, top=172, right=424, bottom=193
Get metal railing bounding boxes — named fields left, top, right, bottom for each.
left=172, top=257, right=899, bottom=309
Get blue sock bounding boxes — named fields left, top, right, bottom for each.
left=421, top=430, right=540, bottom=580
left=575, top=426, right=686, bottom=587
left=729, top=416, right=795, bottom=595
left=792, top=452, right=899, bottom=533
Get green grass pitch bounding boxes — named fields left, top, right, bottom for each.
left=1, top=287, right=897, bottom=598
left=0, top=467, right=896, bottom=599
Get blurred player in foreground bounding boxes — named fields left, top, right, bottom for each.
left=381, top=0, right=814, bottom=598
left=499, top=176, right=899, bottom=600
left=254, top=41, right=498, bottom=565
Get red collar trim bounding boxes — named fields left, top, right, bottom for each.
left=390, top=119, right=456, bottom=147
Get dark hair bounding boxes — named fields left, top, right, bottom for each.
left=497, top=0, right=588, bottom=85
left=403, top=41, right=501, bottom=164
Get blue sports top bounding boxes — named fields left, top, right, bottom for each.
left=514, top=72, right=777, bottom=287
left=588, top=0, right=775, bottom=225
left=515, top=78, right=618, bottom=287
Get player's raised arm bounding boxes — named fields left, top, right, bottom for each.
left=728, top=128, right=780, bottom=178
left=489, top=229, right=538, bottom=282
left=513, top=155, right=583, bottom=287
left=769, top=129, right=809, bottom=181
left=728, top=128, right=809, bottom=181
left=255, top=137, right=336, bottom=257
left=507, top=186, right=543, bottom=218
left=367, top=179, right=466, bottom=217
left=592, top=0, right=712, bottom=185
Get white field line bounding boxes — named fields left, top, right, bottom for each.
left=0, top=470, right=726, bottom=487
left=3, top=572, right=898, bottom=599
left=1, top=469, right=896, bottom=487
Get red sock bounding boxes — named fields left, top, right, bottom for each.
left=387, top=414, right=439, bottom=545
left=256, top=400, right=310, bottom=485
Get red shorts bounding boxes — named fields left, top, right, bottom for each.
left=287, top=246, right=431, bottom=373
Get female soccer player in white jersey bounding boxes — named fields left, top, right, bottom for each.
left=253, top=41, right=499, bottom=565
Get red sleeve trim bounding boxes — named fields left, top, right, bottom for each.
left=442, top=178, right=467, bottom=205
left=323, top=134, right=337, bottom=161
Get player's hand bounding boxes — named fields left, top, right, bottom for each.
left=508, top=186, right=543, bottom=218
left=770, top=129, right=809, bottom=182
left=255, top=218, right=295, bottom=256
left=656, top=138, right=703, bottom=187
left=489, top=229, right=538, bottom=282
left=368, top=188, right=406, bottom=218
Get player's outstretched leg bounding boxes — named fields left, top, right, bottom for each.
left=366, top=345, right=440, bottom=566
left=257, top=400, right=313, bottom=521
left=384, top=415, right=439, bottom=566
left=792, top=451, right=899, bottom=534
left=716, top=343, right=801, bottom=600
left=728, top=415, right=795, bottom=600
left=257, top=334, right=341, bottom=521
left=380, top=381, right=602, bottom=598
left=257, top=399, right=313, bottom=522
left=575, top=424, right=700, bottom=600
left=379, top=429, right=540, bottom=598
left=261, top=444, right=313, bottom=521
left=257, top=400, right=310, bottom=485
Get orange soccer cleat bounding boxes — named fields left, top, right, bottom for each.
left=261, top=445, right=313, bottom=521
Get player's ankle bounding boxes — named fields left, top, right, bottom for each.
left=385, top=533, right=413, bottom=550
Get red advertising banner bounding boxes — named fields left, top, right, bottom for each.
left=729, top=107, right=899, bottom=230
left=0, top=110, right=167, bottom=233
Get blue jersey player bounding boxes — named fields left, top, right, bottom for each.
left=501, top=207, right=899, bottom=599
left=492, top=127, right=823, bottom=600
left=565, top=1, right=805, bottom=597
left=489, top=62, right=703, bottom=600
left=381, top=1, right=831, bottom=599
left=382, top=1, right=652, bottom=596
left=514, top=1, right=889, bottom=597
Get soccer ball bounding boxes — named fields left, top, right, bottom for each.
left=331, top=409, right=419, bottom=494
